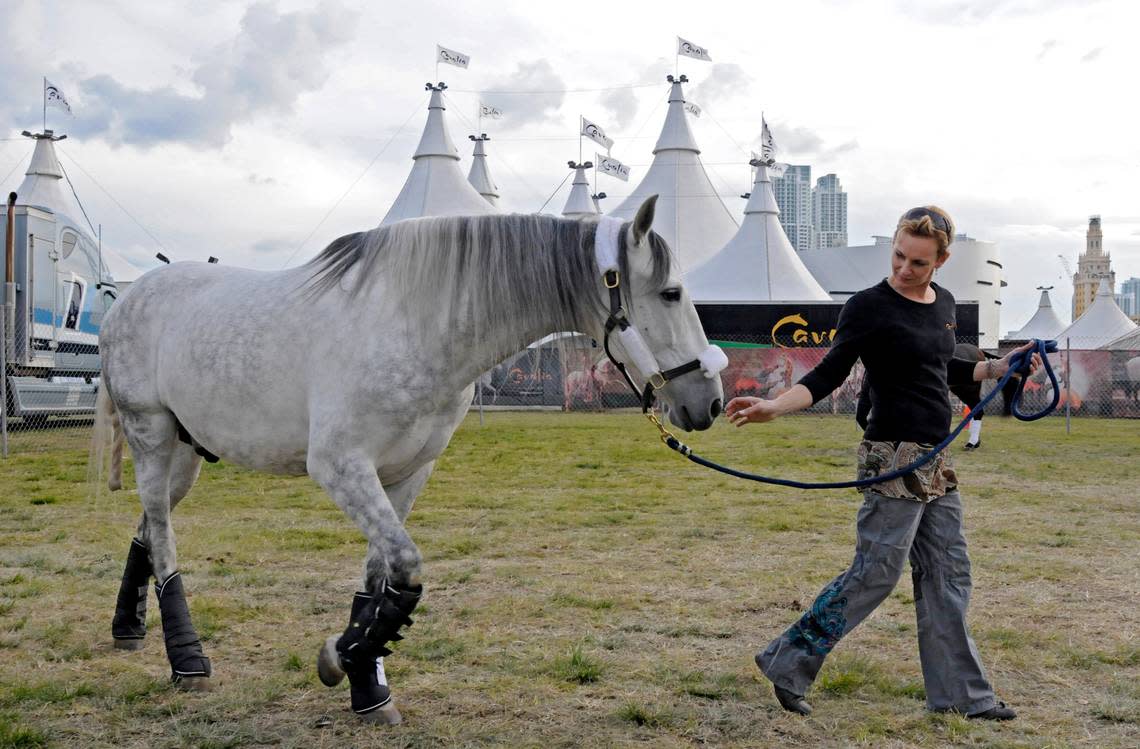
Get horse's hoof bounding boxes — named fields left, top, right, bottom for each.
left=113, top=638, right=145, bottom=651
left=173, top=675, right=213, bottom=692
left=317, top=636, right=345, bottom=687
left=358, top=701, right=402, bottom=725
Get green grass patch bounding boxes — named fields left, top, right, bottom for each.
left=550, top=643, right=603, bottom=684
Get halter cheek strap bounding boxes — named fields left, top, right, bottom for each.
left=593, top=217, right=728, bottom=411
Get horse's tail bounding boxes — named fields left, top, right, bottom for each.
left=88, top=381, right=125, bottom=495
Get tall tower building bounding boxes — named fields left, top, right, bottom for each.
left=811, top=173, right=847, bottom=249
left=1072, top=215, right=1114, bottom=319
left=772, top=165, right=812, bottom=252
left=1118, top=277, right=1140, bottom=321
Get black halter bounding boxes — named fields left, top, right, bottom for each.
left=599, top=268, right=703, bottom=413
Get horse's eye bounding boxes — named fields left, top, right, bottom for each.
left=660, top=288, right=682, bottom=303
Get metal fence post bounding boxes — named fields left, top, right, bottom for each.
left=1065, top=337, right=1071, bottom=435
left=1, top=302, right=8, bottom=457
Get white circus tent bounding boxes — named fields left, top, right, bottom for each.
left=608, top=75, right=738, bottom=272
left=1055, top=279, right=1136, bottom=349
left=561, top=161, right=597, bottom=218
left=686, top=162, right=830, bottom=302
left=466, top=134, right=500, bottom=207
left=1005, top=287, right=1066, bottom=341
left=381, top=83, right=498, bottom=225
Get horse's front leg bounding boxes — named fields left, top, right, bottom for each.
left=309, top=451, right=426, bottom=724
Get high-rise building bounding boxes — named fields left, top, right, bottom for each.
left=811, top=173, right=847, bottom=248
left=1072, top=215, right=1114, bottom=319
left=772, top=164, right=813, bottom=252
left=1119, top=277, right=1140, bottom=321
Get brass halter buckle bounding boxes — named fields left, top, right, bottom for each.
left=604, top=270, right=621, bottom=289
left=648, top=372, right=667, bottom=390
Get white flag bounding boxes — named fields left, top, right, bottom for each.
left=684, top=101, right=702, bottom=118
left=677, top=36, right=712, bottom=62
left=768, top=162, right=788, bottom=178
left=44, top=79, right=72, bottom=115
left=580, top=116, right=614, bottom=151
left=479, top=103, right=503, bottom=119
left=597, top=154, right=630, bottom=182
left=437, top=44, right=470, bottom=69
left=760, top=117, right=776, bottom=164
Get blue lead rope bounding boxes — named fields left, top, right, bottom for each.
left=663, top=339, right=1061, bottom=490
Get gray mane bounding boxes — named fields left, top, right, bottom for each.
left=304, top=213, right=673, bottom=344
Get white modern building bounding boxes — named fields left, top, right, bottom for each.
left=812, top=173, right=847, bottom=249
left=772, top=165, right=812, bottom=252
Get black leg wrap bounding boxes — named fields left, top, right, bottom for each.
left=112, top=538, right=152, bottom=642
left=155, top=572, right=212, bottom=681
left=336, top=583, right=421, bottom=715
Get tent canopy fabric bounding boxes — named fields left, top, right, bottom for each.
left=686, top=164, right=830, bottom=302
left=381, top=85, right=497, bottom=225
left=467, top=135, right=500, bottom=206
left=1005, top=288, right=1066, bottom=340
left=1055, top=279, right=1137, bottom=349
left=562, top=164, right=597, bottom=217
left=608, top=78, right=738, bottom=272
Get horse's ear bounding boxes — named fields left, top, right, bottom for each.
left=632, top=195, right=658, bottom=244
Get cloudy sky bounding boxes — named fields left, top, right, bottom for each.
left=1, top=0, right=1136, bottom=332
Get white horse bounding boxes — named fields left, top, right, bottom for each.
left=95, top=197, right=725, bottom=723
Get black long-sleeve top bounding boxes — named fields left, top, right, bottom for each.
left=798, top=280, right=977, bottom=444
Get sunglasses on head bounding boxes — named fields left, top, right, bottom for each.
left=901, top=207, right=952, bottom=237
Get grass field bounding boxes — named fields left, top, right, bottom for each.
left=0, top=412, right=1137, bottom=748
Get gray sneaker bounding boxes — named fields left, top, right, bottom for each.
left=967, top=701, right=1016, bottom=721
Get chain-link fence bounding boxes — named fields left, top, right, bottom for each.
left=4, top=311, right=1139, bottom=458
left=2, top=299, right=103, bottom=457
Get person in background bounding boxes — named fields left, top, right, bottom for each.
left=726, top=205, right=1041, bottom=720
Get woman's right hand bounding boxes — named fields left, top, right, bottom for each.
left=725, top=396, right=781, bottom=427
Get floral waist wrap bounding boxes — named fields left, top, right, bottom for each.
left=856, top=440, right=958, bottom=503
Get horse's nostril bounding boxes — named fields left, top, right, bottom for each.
left=710, top=398, right=722, bottom=419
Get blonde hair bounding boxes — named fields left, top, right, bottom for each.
left=895, top=205, right=955, bottom=258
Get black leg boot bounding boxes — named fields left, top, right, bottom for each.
left=112, top=538, right=152, bottom=650
left=325, top=581, right=422, bottom=723
left=155, top=572, right=212, bottom=688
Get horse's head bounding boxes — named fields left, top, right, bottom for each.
left=592, top=196, right=726, bottom=431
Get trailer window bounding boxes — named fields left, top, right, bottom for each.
left=64, top=281, right=84, bottom=329
left=60, top=229, right=79, bottom=259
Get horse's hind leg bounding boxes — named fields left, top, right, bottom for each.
left=310, top=452, right=427, bottom=724
left=116, top=412, right=212, bottom=688
left=111, top=443, right=203, bottom=651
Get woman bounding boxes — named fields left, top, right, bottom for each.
left=726, top=206, right=1040, bottom=720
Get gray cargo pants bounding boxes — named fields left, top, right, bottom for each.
left=756, top=490, right=997, bottom=715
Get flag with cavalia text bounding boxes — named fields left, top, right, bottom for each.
left=760, top=117, right=776, bottom=164
left=480, top=103, right=503, bottom=119
left=45, top=80, right=72, bottom=115
left=580, top=116, right=614, bottom=151
left=437, top=45, right=470, bottom=69
left=597, top=154, right=630, bottom=182
left=684, top=101, right=701, bottom=118
left=677, top=37, right=711, bottom=61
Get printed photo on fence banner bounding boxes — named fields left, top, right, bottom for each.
left=677, top=36, right=712, bottom=61
left=597, top=154, right=630, bottom=182
left=580, top=116, right=613, bottom=151
left=437, top=44, right=470, bottom=68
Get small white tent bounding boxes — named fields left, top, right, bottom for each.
left=1054, top=279, right=1136, bottom=349
left=381, top=83, right=497, bottom=225
left=686, top=162, right=830, bottom=302
left=561, top=162, right=597, bottom=218
left=608, top=75, right=738, bottom=272
left=1005, top=287, right=1066, bottom=341
left=466, top=134, right=500, bottom=207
